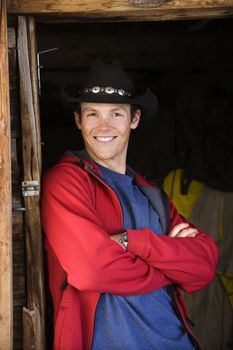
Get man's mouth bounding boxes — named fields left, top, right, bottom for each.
left=94, top=136, right=117, bottom=142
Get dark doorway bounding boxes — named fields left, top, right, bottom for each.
left=38, top=19, right=233, bottom=350
left=38, top=18, right=233, bottom=185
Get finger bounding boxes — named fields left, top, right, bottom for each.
left=168, top=223, right=190, bottom=237
left=177, top=232, right=198, bottom=238
left=110, top=234, right=121, bottom=242
left=175, top=228, right=199, bottom=238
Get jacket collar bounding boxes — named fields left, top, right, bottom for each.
left=65, top=149, right=137, bottom=179
left=62, top=149, right=168, bottom=233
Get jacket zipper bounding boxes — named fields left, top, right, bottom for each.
left=85, top=164, right=124, bottom=231
left=170, top=287, right=202, bottom=350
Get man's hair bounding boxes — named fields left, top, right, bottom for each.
left=74, top=103, right=139, bottom=121
left=74, top=103, right=81, bottom=115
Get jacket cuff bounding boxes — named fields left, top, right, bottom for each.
left=127, top=229, right=149, bottom=259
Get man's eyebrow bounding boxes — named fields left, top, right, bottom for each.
left=111, top=106, right=128, bottom=112
left=81, top=106, right=128, bottom=112
left=81, top=107, right=97, bottom=112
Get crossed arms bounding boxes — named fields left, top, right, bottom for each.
left=41, top=163, right=219, bottom=296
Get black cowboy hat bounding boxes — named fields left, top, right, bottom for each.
left=61, top=59, right=158, bottom=120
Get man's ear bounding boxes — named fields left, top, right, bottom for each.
left=131, top=109, right=141, bottom=130
left=74, top=111, right=82, bottom=130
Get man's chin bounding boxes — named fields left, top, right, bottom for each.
left=92, top=153, right=114, bottom=163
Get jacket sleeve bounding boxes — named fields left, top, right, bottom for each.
left=127, top=196, right=219, bottom=293
left=41, top=165, right=171, bottom=296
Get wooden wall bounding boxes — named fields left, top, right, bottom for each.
left=8, top=22, right=26, bottom=350
left=6, top=0, right=233, bottom=21
left=0, top=1, right=13, bottom=348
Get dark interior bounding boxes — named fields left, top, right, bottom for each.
left=37, top=18, right=233, bottom=349
left=38, top=18, right=233, bottom=189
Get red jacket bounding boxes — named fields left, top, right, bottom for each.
left=41, top=152, right=218, bottom=350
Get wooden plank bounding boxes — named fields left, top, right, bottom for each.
left=28, top=17, right=42, bottom=173
left=6, top=0, right=233, bottom=21
left=0, top=0, right=13, bottom=349
left=17, top=15, right=45, bottom=350
left=9, top=23, right=26, bottom=349
left=23, top=307, right=41, bottom=350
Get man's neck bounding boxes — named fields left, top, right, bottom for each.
left=85, top=150, right=127, bottom=175
left=93, top=159, right=126, bottom=175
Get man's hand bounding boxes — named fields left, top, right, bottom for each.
left=168, top=223, right=198, bottom=238
left=111, top=223, right=198, bottom=246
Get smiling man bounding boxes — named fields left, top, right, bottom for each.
left=74, top=103, right=140, bottom=174
left=41, top=59, right=218, bottom=350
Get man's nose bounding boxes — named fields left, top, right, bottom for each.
left=98, top=117, right=111, bottom=129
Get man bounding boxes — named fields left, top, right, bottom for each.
left=41, top=59, right=218, bottom=350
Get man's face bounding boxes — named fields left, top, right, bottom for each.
left=74, top=103, right=141, bottom=173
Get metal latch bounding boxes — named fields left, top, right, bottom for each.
left=22, top=180, right=40, bottom=197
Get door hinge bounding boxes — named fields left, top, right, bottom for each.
left=22, top=180, right=40, bottom=197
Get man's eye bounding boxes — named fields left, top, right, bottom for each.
left=87, top=113, right=97, bottom=117
left=112, top=113, right=123, bottom=117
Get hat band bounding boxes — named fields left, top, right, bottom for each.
left=79, top=86, right=134, bottom=98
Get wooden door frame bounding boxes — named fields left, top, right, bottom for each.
left=4, top=2, right=233, bottom=348
left=17, top=16, right=45, bottom=350
left=0, top=0, right=13, bottom=349
left=6, top=0, right=233, bottom=21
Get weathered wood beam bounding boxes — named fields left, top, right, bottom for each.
left=18, top=15, right=45, bottom=350
left=7, top=0, right=233, bottom=21
left=9, top=23, right=27, bottom=349
left=0, top=0, right=13, bottom=349
left=28, top=17, right=42, bottom=173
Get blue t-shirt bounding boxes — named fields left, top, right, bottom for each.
left=91, top=164, right=195, bottom=350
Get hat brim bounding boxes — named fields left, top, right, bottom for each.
left=61, top=86, right=158, bottom=120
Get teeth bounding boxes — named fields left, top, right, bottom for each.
left=95, top=137, right=115, bottom=142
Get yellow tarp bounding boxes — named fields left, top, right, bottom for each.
left=163, top=169, right=204, bottom=218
